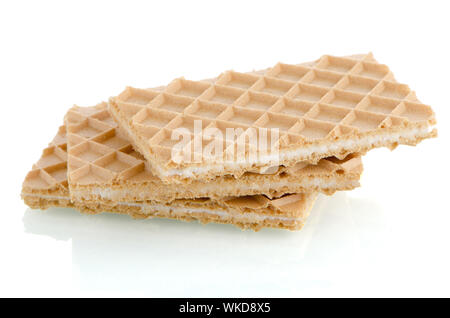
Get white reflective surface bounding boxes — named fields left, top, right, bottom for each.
left=17, top=165, right=450, bottom=297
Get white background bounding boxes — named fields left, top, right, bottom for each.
left=0, top=0, right=449, bottom=297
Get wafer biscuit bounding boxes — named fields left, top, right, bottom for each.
left=21, top=127, right=318, bottom=231
left=110, top=53, right=436, bottom=183
left=66, top=103, right=362, bottom=202
left=21, top=126, right=73, bottom=210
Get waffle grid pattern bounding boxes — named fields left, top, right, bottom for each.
left=22, top=126, right=69, bottom=191
left=65, top=103, right=147, bottom=184
left=115, top=53, right=435, bottom=163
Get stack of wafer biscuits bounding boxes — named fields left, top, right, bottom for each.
left=21, top=53, right=437, bottom=231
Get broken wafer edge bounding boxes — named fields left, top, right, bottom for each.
left=110, top=53, right=437, bottom=183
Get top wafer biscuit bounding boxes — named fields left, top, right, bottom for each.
left=110, top=53, right=437, bottom=183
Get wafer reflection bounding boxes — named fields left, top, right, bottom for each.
left=22, top=192, right=384, bottom=297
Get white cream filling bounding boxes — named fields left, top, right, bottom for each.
left=124, top=202, right=301, bottom=222
left=78, top=178, right=354, bottom=201
left=159, top=126, right=433, bottom=178
left=23, top=194, right=301, bottom=223
left=24, top=194, right=70, bottom=200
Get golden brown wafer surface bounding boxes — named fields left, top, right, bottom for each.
left=111, top=53, right=436, bottom=183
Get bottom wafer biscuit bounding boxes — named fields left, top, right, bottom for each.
left=22, top=187, right=318, bottom=231
left=21, top=125, right=319, bottom=231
